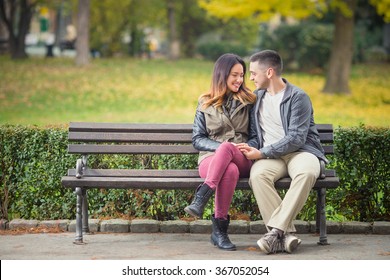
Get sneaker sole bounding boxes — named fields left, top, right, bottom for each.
left=257, top=239, right=272, bottom=254
left=285, top=238, right=299, bottom=253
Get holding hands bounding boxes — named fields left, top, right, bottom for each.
left=236, top=143, right=263, bottom=160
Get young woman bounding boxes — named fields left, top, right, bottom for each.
left=185, top=53, right=256, bottom=251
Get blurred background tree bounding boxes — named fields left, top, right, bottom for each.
left=75, top=0, right=89, bottom=65
left=0, top=0, right=38, bottom=59
left=198, top=0, right=389, bottom=94
left=0, top=0, right=388, bottom=92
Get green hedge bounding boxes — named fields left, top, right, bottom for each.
left=0, top=125, right=75, bottom=220
left=0, top=125, right=389, bottom=222
left=332, top=125, right=390, bottom=221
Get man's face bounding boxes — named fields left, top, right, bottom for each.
left=249, top=61, right=270, bottom=90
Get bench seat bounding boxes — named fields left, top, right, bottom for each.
left=62, top=169, right=339, bottom=189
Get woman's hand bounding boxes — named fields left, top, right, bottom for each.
left=236, top=143, right=263, bottom=160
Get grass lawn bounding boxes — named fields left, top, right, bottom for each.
left=0, top=56, right=389, bottom=127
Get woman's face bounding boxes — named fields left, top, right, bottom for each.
left=226, top=63, right=244, bottom=93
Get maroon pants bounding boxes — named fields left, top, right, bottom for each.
left=198, top=142, right=253, bottom=219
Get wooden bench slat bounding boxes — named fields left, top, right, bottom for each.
left=318, top=133, right=334, bottom=143
left=69, top=131, right=333, bottom=144
left=69, top=122, right=193, bottom=133
left=274, top=177, right=340, bottom=189
left=68, top=132, right=192, bottom=143
left=62, top=176, right=203, bottom=189
left=323, top=145, right=334, bottom=154
left=69, top=143, right=333, bottom=155
left=61, top=176, right=339, bottom=190
left=314, top=124, right=333, bottom=132
left=68, top=144, right=198, bottom=154
left=68, top=169, right=201, bottom=177
left=69, top=122, right=334, bottom=133
left=67, top=168, right=337, bottom=178
left=69, top=124, right=332, bottom=137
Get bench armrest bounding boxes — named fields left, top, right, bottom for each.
left=75, top=155, right=88, bottom=179
left=319, top=160, right=326, bottom=179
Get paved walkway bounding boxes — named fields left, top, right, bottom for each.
left=1, top=232, right=389, bottom=260
left=2, top=232, right=389, bottom=280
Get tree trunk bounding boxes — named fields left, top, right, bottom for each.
left=384, top=23, right=390, bottom=61
left=322, top=0, right=356, bottom=94
left=167, top=0, right=179, bottom=60
left=129, top=20, right=142, bottom=57
left=0, top=0, right=35, bottom=59
left=75, top=0, right=90, bottom=66
left=0, top=18, right=7, bottom=54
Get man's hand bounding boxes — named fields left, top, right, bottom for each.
left=236, top=143, right=263, bottom=160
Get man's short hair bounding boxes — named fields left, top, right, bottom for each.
left=250, top=50, right=283, bottom=76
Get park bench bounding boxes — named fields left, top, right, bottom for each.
left=61, top=122, right=339, bottom=245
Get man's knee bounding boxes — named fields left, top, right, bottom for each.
left=249, top=169, right=271, bottom=191
left=293, top=168, right=320, bottom=182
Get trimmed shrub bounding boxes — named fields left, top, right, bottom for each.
left=331, top=125, right=390, bottom=222
left=0, top=125, right=76, bottom=220
left=1, top=125, right=389, bottom=222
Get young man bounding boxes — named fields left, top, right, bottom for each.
left=237, top=50, right=327, bottom=254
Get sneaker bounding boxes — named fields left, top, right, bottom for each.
left=286, top=233, right=302, bottom=245
left=284, top=234, right=300, bottom=253
left=257, top=232, right=284, bottom=254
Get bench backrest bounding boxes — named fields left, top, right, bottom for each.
left=67, top=122, right=334, bottom=156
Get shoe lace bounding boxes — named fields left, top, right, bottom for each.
left=263, top=232, right=285, bottom=253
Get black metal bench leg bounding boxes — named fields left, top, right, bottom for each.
left=74, top=187, right=85, bottom=244
left=82, top=189, right=90, bottom=234
left=317, top=187, right=329, bottom=245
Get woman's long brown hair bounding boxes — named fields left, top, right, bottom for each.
left=200, top=53, right=256, bottom=109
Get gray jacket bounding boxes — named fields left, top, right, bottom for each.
left=247, top=79, right=328, bottom=163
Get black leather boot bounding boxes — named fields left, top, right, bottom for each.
left=184, top=183, right=214, bottom=218
left=211, top=214, right=236, bottom=251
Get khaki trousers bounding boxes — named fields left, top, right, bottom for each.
left=249, top=152, right=320, bottom=233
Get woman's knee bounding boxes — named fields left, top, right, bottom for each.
left=224, top=163, right=239, bottom=181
